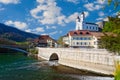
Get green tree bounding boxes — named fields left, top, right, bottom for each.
left=100, top=35, right=120, bottom=55
left=100, top=16, right=120, bottom=55
left=114, top=61, right=120, bottom=80
left=57, top=36, right=64, bottom=47
left=57, top=36, right=69, bottom=47
left=103, top=16, right=120, bottom=33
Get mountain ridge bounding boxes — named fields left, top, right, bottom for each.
left=0, top=23, right=39, bottom=42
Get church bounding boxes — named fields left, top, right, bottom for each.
left=75, top=12, right=98, bottom=31
left=63, top=12, right=104, bottom=48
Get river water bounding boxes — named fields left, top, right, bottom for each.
left=0, top=53, right=114, bottom=80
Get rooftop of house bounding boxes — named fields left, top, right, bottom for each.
left=85, top=22, right=98, bottom=25
left=68, top=30, right=92, bottom=36
left=34, top=35, right=57, bottom=43
left=64, top=30, right=116, bottom=39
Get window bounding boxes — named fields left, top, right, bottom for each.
left=89, top=42, right=90, bottom=45
left=76, top=37, right=79, bottom=40
left=86, top=32, right=89, bottom=34
left=89, top=26, right=91, bottom=29
left=80, top=42, right=82, bottom=45
left=94, top=41, right=97, bottom=45
left=77, top=42, right=79, bottom=45
left=86, top=26, right=88, bottom=29
left=88, top=37, right=91, bottom=40
left=96, top=27, right=98, bottom=30
left=80, top=37, right=83, bottom=40
left=84, top=37, right=87, bottom=40
left=73, top=37, right=75, bottom=40
left=80, top=32, right=83, bottom=34
left=74, top=32, right=77, bottom=35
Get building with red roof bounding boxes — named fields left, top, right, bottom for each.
left=33, top=35, right=57, bottom=47
left=63, top=12, right=107, bottom=48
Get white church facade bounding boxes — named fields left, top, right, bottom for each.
left=75, top=12, right=99, bottom=31
left=63, top=12, right=103, bottom=48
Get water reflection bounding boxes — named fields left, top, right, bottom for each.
left=0, top=53, right=114, bottom=80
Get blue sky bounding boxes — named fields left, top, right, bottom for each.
left=0, top=0, right=120, bottom=39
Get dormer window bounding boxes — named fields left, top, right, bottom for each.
left=80, top=32, right=83, bottom=34
left=86, top=32, right=89, bottom=34
left=74, top=32, right=77, bottom=35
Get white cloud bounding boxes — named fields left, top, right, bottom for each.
left=96, top=17, right=103, bottom=21
left=94, top=0, right=106, bottom=4
left=84, top=11, right=89, bottom=17
left=0, top=0, right=20, bottom=4
left=25, top=27, right=45, bottom=33
left=66, top=0, right=79, bottom=4
left=65, top=12, right=79, bottom=23
left=49, top=31, right=58, bottom=35
left=5, top=20, right=28, bottom=30
left=46, top=26, right=56, bottom=29
left=30, top=0, right=66, bottom=25
left=30, top=0, right=89, bottom=26
left=65, top=11, right=89, bottom=23
left=98, top=11, right=105, bottom=17
left=35, top=27, right=45, bottom=32
left=25, top=29, right=31, bottom=32
left=84, top=3, right=102, bottom=11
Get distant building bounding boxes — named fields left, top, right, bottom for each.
left=76, top=12, right=99, bottom=31
left=34, top=35, right=57, bottom=47
left=63, top=12, right=107, bottom=48
left=63, top=30, right=107, bottom=48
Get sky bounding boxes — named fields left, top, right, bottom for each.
left=0, top=0, right=120, bottom=39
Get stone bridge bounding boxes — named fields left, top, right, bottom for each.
left=37, top=47, right=120, bottom=75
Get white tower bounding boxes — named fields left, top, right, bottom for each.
left=76, top=12, right=85, bottom=30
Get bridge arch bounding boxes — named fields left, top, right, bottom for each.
left=49, top=53, right=59, bottom=61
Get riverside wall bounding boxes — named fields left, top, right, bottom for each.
left=37, top=48, right=120, bottom=75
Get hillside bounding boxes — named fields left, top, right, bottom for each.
left=0, top=23, right=39, bottom=42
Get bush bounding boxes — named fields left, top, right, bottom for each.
left=29, top=48, right=38, bottom=54
left=114, top=61, right=120, bottom=80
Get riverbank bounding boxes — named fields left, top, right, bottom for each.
left=37, top=56, right=113, bottom=77
left=51, top=64, right=113, bottom=77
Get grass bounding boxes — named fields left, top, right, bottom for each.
left=114, top=61, right=120, bottom=80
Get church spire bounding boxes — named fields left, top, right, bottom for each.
left=80, top=12, right=85, bottom=22
left=75, top=12, right=84, bottom=30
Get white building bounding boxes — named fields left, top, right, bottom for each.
left=63, top=12, right=102, bottom=48
left=76, top=12, right=99, bottom=31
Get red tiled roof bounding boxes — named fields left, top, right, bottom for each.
left=68, top=30, right=92, bottom=36
left=34, top=35, right=57, bottom=43
left=90, top=32, right=104, bottom=39
left=91, top=32, right=117, bottom=39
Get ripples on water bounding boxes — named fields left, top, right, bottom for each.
left=0, top=53, right=114, bottom=80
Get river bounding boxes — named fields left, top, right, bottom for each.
left=0, top=52, right=114, bottom=80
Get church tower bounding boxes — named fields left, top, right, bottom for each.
left=76, top=12, right=85, bottom=30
